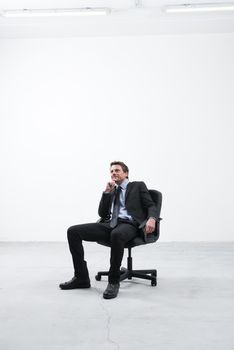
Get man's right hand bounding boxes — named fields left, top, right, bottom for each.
left=104, top=181, right=116, bottom=193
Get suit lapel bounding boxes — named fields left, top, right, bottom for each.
left=125, top=182, right=133, bottom=201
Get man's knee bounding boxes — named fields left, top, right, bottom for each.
left=67, top=223, right=99, bottom=242
left=67, top=226, right=75, bottom=241
left=67, top=225, right=83, bottom=241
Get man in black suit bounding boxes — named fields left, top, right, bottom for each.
left=60, top=161, right=157, bottom=299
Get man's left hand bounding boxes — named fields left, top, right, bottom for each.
left=144, top=218, right=156, bottom=234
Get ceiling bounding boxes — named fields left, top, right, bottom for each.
left=0, top=0, right=234, bottom=38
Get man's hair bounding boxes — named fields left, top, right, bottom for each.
left=110, top=161, right=129, bottom=174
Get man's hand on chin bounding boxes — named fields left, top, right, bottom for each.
left=144, top=217, right=156, bottom=234
left=104, top=181, right=116, bottom=193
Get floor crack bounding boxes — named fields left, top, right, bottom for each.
left=93, top=283, right=120, bottom=350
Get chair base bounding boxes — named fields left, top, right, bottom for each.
left=95, top=249, right=157, bottom=287
left=95, top=268, right=157, bottom=286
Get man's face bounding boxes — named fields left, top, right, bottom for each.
left=110, top=165, right=128, bottom=184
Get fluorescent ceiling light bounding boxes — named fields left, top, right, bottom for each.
left=164, top=3, right=234, bottom=13
left=0, top=8, right=110, bottom=18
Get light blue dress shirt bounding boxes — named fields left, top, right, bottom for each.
left=111, top=178, right=133, bottom=221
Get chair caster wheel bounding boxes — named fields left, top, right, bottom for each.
left=151, top=280, right=157, bottom=286
left=95, top=274, right=101, bottom=281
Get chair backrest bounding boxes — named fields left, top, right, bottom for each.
left=127, top=189, right=162, bottom=247
left=148, top=189, right=162, bottom=219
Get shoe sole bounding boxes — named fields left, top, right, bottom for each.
left=59, top=285, right=91, bottom=290
left=103, top=293, right=118, bottom=299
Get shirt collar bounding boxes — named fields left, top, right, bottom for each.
left=118, top=178, right=129, bottom=190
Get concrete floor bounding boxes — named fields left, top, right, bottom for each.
left=0, top=241, right=234, bottom=350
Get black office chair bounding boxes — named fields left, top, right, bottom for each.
left=95, top=189, right=162, bottom=287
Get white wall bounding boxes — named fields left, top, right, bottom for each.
left=0, top=34, right=234, bottom=241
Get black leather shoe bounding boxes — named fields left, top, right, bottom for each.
left=59, top=276, right=90, bottom=290
left=103, top=283, right=120, bottom=299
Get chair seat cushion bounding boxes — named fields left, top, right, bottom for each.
left=98, top=231, right=159, bottom=249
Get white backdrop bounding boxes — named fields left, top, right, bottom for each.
left=0, top=34, right=234, bottom=241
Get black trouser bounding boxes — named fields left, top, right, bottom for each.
left=67, top=220, right=138, bottom=284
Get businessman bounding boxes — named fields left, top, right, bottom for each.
left=59, top=161, right=158, bottom=299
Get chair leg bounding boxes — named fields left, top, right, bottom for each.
left=95, top=271, right=108, bottom=281
left=131, top=270, right=157, bottom=286
left=120, top=267, right=131, bottom=281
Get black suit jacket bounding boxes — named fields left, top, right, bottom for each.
left=98, top=181, right=158, bottom=236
